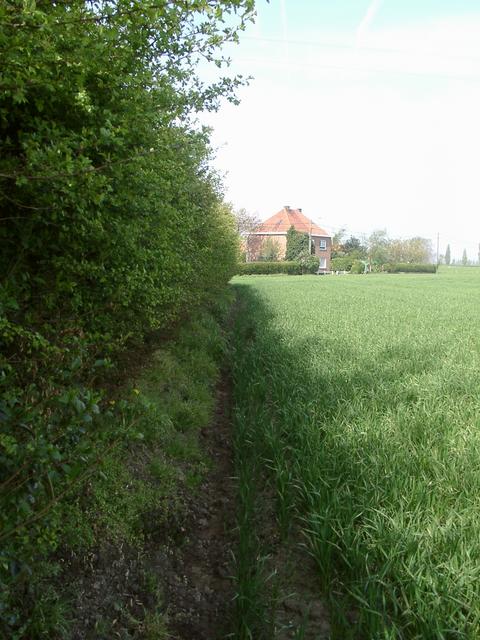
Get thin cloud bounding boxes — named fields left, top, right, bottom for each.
left=357, top=0, right=383, bottom=45
left=279, top=0, right=290, bottom=62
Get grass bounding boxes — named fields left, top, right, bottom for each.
left=7, top=297, right=232, bottom=639
left=231, top=268, right=480, bottom=638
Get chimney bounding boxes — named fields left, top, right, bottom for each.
left=284, top=205, right=290, bottom=211
left=298, top=208, right=302, bottom=212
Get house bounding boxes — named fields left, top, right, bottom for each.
left=247, top=206, right=332, bottom=271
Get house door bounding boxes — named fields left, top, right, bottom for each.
left=319, top=257, right=327, bottom=270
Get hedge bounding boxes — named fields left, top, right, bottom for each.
left=237, top=260, right=321, bottom=275
left=0, top=1, right=251, bottom=635
left=384, top=263, right=437, bottom=273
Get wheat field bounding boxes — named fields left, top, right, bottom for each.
left=232, top=268, right=480, bottom=638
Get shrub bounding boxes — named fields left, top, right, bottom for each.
left=299, top=255, right=321, bottom=274
left=237, top=262, right=303, bottom=275
left=384, top=263, right=437, bottom=273
left=331, top=256, right=354, bottom=272
left=351, top=260, right=366, bottom=274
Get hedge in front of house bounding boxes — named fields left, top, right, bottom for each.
left=238, top=261, right=303, bottom=275
left=384, top=263, right=437, bottom=273
left=237, top=259, right=322, bottom=275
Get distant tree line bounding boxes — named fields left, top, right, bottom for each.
left=331, top=229, right=433, bottom=272
left=441, top=244, right=480, bottom=266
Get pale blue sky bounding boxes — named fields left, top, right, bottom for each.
left=202, top=1, right=480, bottom=261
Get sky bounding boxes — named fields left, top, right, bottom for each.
left=200, top=0, right=480, bottom=262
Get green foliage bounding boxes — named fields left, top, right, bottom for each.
left=331, top=256, right=354, bottom=271
left=285, top=226, right=309, bottom=261
left=335, top=231, right=432, bottom=267
left=367, top=229, right=391, bottom=265
left=384, top=263, right=437, bottom=273
left=0, top=1, right=251, bottom=635
left=3, top=300, right=229, bottom=637
left=350, top=259, right=366, bottom=274
left=238, top=262, right=302, bottom=275
left=342, top=236, right=367, bottom=256
left=260, top=238, right=281, bottom=262
left=388, top=237, right=433, bottom=263
left=367, top=231, right=432, bottom=266
left=297, top=254, right=320, bottom=274
left=238, top=260, right=321, bottom=275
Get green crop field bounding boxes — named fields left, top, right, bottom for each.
left=231, top=268, right=480, bottom=639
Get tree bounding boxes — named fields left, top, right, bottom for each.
left=388, top=239, right=405, bottom=263
left=462, top=249, right=468, bottom=265
left=343, top=236, right=367, bottom=256
left=331, top=227, right=347, bottom=258
left=260, top=238, right=280, bottom=261
left=234, top=207, right=261, bottom=237
left=285, top=225, right=309, bottom=260
left=445, top=244, right=451, bottom=266
left=368, top=229, right=390, bottom=266
left=402, top=237, right=432, bottom=263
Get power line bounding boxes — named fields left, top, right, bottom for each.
left=233, top=55, right=480, bottom=82
left=241, top=35, right=480, bottom=65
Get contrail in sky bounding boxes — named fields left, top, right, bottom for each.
left=279, top=0, right=290, bottom=63
left=357, top=0, right=383, bottom=45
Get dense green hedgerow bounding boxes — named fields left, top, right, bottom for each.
left=238, top=262, right=302, bottom=275
left=331, top=259, right=436, bottom=274
left=237, top=260, right=320, bottom=275
left=0, top=1, right=254, bottom=635
left=384, top=263, right=437, bottom=273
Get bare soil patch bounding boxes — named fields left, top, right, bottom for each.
left=159, top=376, right=236, bottom=639
left=61, top=375, right=236, bottom=640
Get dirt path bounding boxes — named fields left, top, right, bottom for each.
left=62, top=374, right=237, bottom=640
left=159, top=375, right=236, bottom=639
left=63, top=348, right=334, bottom=639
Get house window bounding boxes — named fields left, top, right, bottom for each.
left=319, top=239, right=327, bottom=250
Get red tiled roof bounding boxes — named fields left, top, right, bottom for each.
left=256, top=207, right=329, bottom=237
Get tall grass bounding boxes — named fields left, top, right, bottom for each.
left=231, top=293, right=277, bottom=640
left=232, top=268, right=480, bottom=638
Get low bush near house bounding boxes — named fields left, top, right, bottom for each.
left=237, top=260, right=321, bottom=276
left=384, top=263, right=437, bottom=273
left=330, top=256, right=354, bottom=272
left=238, top=262, right=303, bottom=275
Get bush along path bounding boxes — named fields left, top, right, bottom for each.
left=1, top=297, right=239, bottom=639
left=1, top=1, right=254, bottom=636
